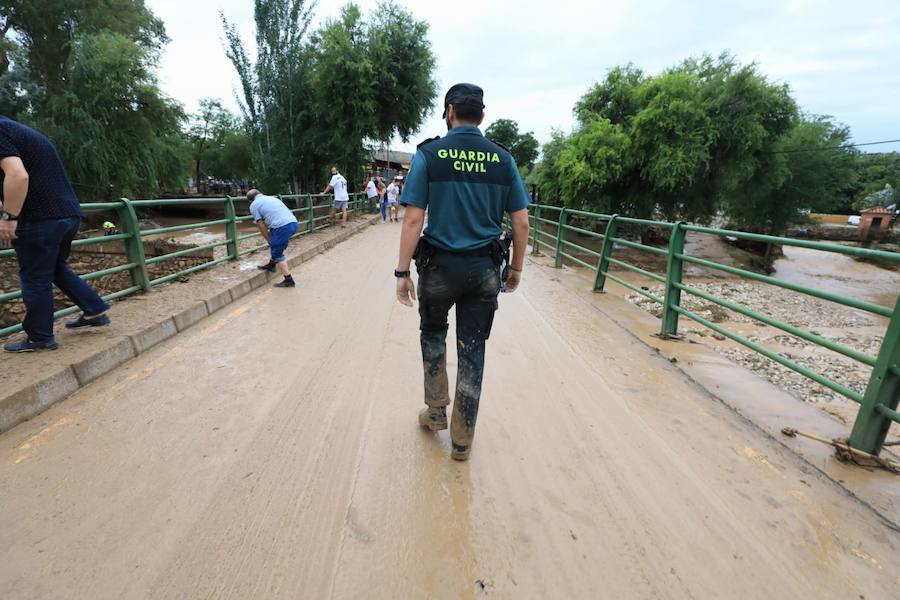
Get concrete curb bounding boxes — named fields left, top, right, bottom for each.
left=0, top=216, right=377, bottom=434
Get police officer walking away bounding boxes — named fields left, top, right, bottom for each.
left=395, top=83, right=530, bottom=461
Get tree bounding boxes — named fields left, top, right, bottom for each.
left=533, top=53, right=858, bottom=235
left=311, top=4, right=375, bottom=182
left=0, top=0, right=186, bottom=198
left=222, top=1, right=437, bottom=191
left=222, top=0, right=317, bottom=191
left=367, top=1, right=438, bottom=145
left=484, top=118, right=539, bottom=170
left=726, top=115, right=858, bottom=234
left=187, top=99, right=243, bottom=187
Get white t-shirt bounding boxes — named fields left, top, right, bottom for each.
left=330, top=174, right=349, bottom=201
left=365, top=180, right=378, bottom=198
left=387, top=183, right=400, bottom=203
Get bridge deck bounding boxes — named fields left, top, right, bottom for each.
left=1, top=223, right=897, bottom=599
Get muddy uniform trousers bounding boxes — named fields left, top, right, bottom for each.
left=417, top=247, right=501, bottom=455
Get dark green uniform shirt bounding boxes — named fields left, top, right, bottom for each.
left=401, top=125, right=529, bottom=251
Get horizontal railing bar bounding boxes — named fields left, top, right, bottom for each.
left=875, top=404, right=900, bottom=424
left=81, top=262, right=138, bottom=281
left=537, top=217, right=559, bottom=226
left=606, top=256, right=666, bottom=283
left=0, top=262, right=137, bottom=303
left=536, top=204, right=563, bottom=212
left=238, top=242, right=270, bottom=257
left=603, top=271, right=665, bottom=304
left=566, top=209, right=613, bottom=220
left=237, top=232, right=263, bottom=241
left=145, top=240, right=230, bottom=265
left=678, top=254, right=893, bottom=318
left=610, top=237, right=668, bottom=256
left=684, top=225, right=900, bottom=262
left=536, top=238, right=556, bottom=251
left=130, top=198, right=228, bottom=206
left=616, top=216, right=676, bottom=228
left=675, top=281, right=877, bottom=366
left=149, top=256, right=232, bottom=286
left=673, top=305, right=864, bottom=403
left=140, top=219, right=230, bottom=237
left=81, top=202, right=125, bottom=210
left=559, top=251, right=595, bottom=270
left=537, top=229, right=557, bottom=241
left=562, top=224, right=607, bottom=241
left=72, top=233, right=132, bottom=246
left=560, top=238, right=602, bottom=258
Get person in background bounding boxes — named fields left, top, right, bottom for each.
left=248, top=189, right=299, bottom=288
left=0, top=115, right=112, bottom=352
left=386, top=176, right=401, bottom=223
left=323, top=165, right=350, bottom=228
left=377, top=177, right=388, bottom=222
left=365, top=174, right=379, bottom=215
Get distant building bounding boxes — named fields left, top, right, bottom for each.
left=371, top=149, right=413, bottom=182
left=858, top=206, right=894, bottom=240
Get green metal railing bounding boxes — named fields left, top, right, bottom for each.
left=0, top=192, right=369, bottom=338
left=525, top=204, right=900, bottom=456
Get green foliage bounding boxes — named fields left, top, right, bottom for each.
left=187, top=99, right=251, bottom=182
left=850, top=152, right=900, bottom=210
left=484, top=118, right=539, bottom=170
left=311, top=4, right=375, bottom=182
left=222, top=0, right=436, bottom=191
left=367, top=1, right=437, bottom=144
left=534, top=53, right=859, bottom=234
left=45, top=32, right=186, bottom=196
left=0, top=0, right=185, bottom=198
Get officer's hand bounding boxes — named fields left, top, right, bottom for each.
left=0, top=220, right=17, bottom=241
left=396, top=277, right=416, bottom=307
left=503, top=269, right=521, bottom=293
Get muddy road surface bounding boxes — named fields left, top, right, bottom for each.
left=1, top=223, right=898, bottom=599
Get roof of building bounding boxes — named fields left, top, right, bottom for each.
left=860, top=206, right=894, bottom=214
left=372, top=150, right=414, bottom=166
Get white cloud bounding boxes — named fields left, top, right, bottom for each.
left=146, top=0, right=900, bottom=153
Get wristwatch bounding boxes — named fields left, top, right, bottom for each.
left=1, top=211, right=18, bottom=221
left=394, top=269, right=410, bottom=278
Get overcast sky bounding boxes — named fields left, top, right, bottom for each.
left=146, top=0, right=900, bottom=154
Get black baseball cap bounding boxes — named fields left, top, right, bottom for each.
left=442, top=83, right=485, bottom=118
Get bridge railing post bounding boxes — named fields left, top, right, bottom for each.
left=593, top=214, right=618, bottom=292
left=661, top=221, right=687, bottom=338
left=531, top=204, right=541, bottom=256
left=224, top=195, right=238, bottom=260
left=554, top=208, right=567, bottom=268
left=307, top=194, right=314, bottom=233
left=849, top=295, right=900, bottom=455
left=116, top=197, right=151, bottom=291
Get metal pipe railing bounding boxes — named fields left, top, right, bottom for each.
left=529, top=203, right=899, bottom=456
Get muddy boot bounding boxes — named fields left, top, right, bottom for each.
left=450, top=398, right=475, bottom=461
left=418, top=407, right=448, bottom=431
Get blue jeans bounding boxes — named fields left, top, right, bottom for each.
left=12, top=217, right=110, bottom=342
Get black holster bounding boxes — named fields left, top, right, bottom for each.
left=413, top=237, right=435, bottom=271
